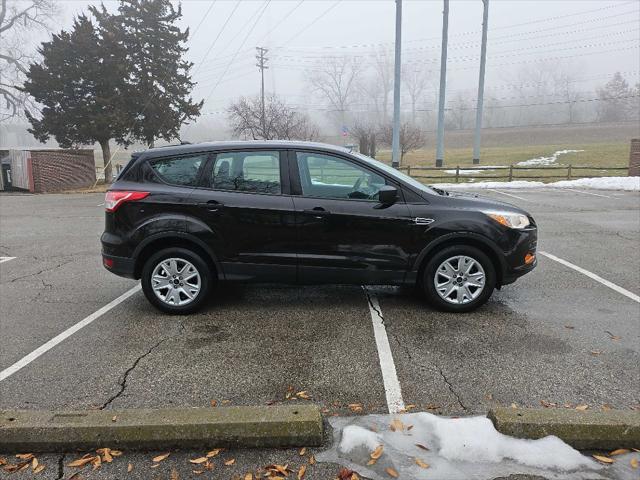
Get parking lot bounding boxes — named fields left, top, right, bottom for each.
left=1, top=187, right=639, bottom=479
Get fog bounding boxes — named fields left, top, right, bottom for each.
left=2, top=0, right=639, bottom=146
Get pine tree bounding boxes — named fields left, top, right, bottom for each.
left=596, top=72, right=633, bottom=122
left=22, top=14, right=130, bottom=183
left=93, top=0, right=202, bottom=147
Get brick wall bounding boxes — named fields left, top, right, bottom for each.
left=630, top=139, right=640, bottom=177
left=30, top=149, right=96, bottom=193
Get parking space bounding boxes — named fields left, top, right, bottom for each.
left=1, top=188, right=639, bottom=478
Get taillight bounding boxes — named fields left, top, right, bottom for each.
left=105, top=191, right=150, bottom=212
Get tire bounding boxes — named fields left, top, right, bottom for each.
left=141, top=247, right=212, bottom=314
left=422, top=245, right=496, bottom=313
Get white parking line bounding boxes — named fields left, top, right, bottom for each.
left=539, top=251, right=639, bottom=303
left=0, top=257, right=16, bottom=264
left=363, top=287, right=405, bottom=414
left=0, top=285, right=141, bottom=382
left=487, top=189, right=527, bottom=201
left=562, top=188, right=612, bottom=198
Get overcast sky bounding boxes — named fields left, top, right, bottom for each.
left=34, top=0, right=640, bottom=132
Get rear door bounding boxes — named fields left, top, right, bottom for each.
left=291, top=150, right=414, bottom=284
left=187, top=149, right=297, bottom=282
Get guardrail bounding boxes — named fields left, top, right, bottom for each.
left=397, top=164, right=629, bottom=183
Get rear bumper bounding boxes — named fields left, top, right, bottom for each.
left=102, top=253, right=136, bottom=279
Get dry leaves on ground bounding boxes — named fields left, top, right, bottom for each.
left=415, top=458, right=429, bottom=468
left=593, top=454, right=614, bottom=464
left=337, top=468, right=358, bottom=480
left=297, top=465, right=306, bottom=479
left=575, top=404, right=589, bottom=411
left=630, top=457, right=638, bottom=469
left=385, top=467, right=399, bottom=478
left=152, top=452, right=171, bottom=463
left=390, top=418, right=404, bottom=432
left=299, top=448, right=306, bottom=456
left=348, top=403, right=363, bottom=413
left=224, top=458, right=236, bottom=466
left=610, top=449, right=630, bottom=456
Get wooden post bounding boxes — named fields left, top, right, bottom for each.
left=455, top=166, right=460, bottom=183
left=407, top=165, right=411, bottom=177
left=567, top=164, right=572, bottom=180
left=508, top=165, right=513, bottom=182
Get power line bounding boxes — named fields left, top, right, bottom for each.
left=278, top=0, right=341, bottom=47
left=189, top=0, right=217, bottom=41
left=255, top=0, right=305, bottom=44
left=192, top=1, right=241, bottom=77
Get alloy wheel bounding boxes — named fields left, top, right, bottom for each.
left=434, top=255, right=486, bottom=305
left=151, top=257, right=201, bottom=306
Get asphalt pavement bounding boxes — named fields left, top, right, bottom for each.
left=0, top=188, right=638, bottom=479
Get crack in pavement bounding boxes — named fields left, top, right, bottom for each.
left=364, top=287, right=469, bottom=413
left=99, top=321, right=186, bottom=410
left=6, top=259, right=74, bottom=284
left=56, top=453, right=66, bottom=480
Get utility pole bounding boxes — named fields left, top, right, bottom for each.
left=435, top=0, right=449, bottom=167
left=472, top=0, right=489, bottom=164
left=391, top=0, right=402, bottom=168
left=256, top=46, right=269, bottom=138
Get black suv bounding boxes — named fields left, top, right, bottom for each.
left=101, top=141, right=537, bottom=314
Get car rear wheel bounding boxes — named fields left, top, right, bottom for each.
left=422, top=245, right=496, bottom=312
left=141, top=248, right=211, bottom=314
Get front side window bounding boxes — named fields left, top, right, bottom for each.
left=149, top=154, right=206, bottom=186
left=296, top=152, right=386, bottom=201
left=210, top=151, right=281, bottom=194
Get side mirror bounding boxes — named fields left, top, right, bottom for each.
left=378, top=185, right=398, bottom=205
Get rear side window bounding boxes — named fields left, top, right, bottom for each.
left=210, top=151, right=281, bottom=194
left=149, top=154, right=206, bottom=186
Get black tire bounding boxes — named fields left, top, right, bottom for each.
left=141, top=247, right=212, bottom=314
left=422, top=245, right=496, bottom=313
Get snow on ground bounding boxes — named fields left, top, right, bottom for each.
left=444, top=166, right=503, bottom=175
left=517, top=149, right=584, bottom=166
left=318, top=413, right=639, bottom=480
left=431, top=176, right=640, bottom=191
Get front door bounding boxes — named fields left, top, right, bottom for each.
left=188, top=149, right=297, bottom=282
left=292, top=150, right=414, bottom=285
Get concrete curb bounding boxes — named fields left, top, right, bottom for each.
left=489, top=407, right=640, bottom=450
left=0, top=405, right=323, bottom=453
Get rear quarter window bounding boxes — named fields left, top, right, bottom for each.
left=148, top=154, right=207, bottom=186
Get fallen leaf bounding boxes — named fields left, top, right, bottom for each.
left=350, top=474, right=360, bottom=480
left=540, top=400, right=556, bottom=408
left=206, top=449, right=222, bottom=458
left=610, top=449, right=630, bottom=456
left=390, top=418, right=404, bottom=432
left=297, top=465, right=306, bottom=479
left=193, top=470, right=205, bottom=475
left=575, top=404, right=589, bottom=411
left=593, top=455, right=614, bottom=464
left=33, top=464, right=45, bottom=474
left=425, top=403, right=439, bottom=410
left=221, top=400, right=231, bottom=405
left=370, top=445, right=384, bottom=460
left=631, top=457, right=638, bottom=469
left=590, top=350, right=603, bottom=356
left=415, top=443, right=429, bottom=451
left=91, top=455, right=101, bottom=470
left=210, top=400, right=218, bottom=407
left=170, top=468, right=179, bottom=480
left=244, top=474, right=253, bottom=480
left=97, top=448, right=113, bottom=463
left=31, top=457, right=39, bottom=470
left=405, top=404, right=417, bottom=410
left=152, top=453, right=171, bottom=463
left=151, top=464, right=160, bottom=468
left=190, top=457, right=208, bottom=464
left=511, top=403, right=518, bottom=409
left=348, top=403, right=363, bottom=413
left=16, top=454, right=34, bottom=460
left=296, top=391, right=311, bottom=400
left=385, top=467, right=399, bottom=478
left=299, top=447, right=306, bottom=456
left=0, top=457, right=6, bottom=466
left=601, top=404, right=612, bottom=411
left=127, top=463, right=133, bottom=472
left=309, top=455, right=316, bottom=465
left=224, top=458, right=236, bottom=466
left=112, top=415, right=117, bottom=422
left=415, top=457, right=429, bottom=468
left=68, top=456, right=96, bottom=468
left=338, top=468, right=355, bottom=480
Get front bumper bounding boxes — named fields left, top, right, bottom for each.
left=501, top=226, right=537, bottom=285
left=102, top=253, right=136, bottom=279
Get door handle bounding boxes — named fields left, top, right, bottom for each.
left=198, top=201, right=224, bottom=212
left=303, top=207, right=330, bottom=218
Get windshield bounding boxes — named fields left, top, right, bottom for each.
left=353, top=153, right=438, bottom=196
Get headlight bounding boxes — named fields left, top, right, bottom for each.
left=483, top=210, right=530, bottom=229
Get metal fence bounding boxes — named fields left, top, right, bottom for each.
left=397, top=164, right=629, bottom=183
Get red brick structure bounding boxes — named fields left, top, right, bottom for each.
left=629, top=139, right=640, bottom=177
left=1, top=148, right=96, bottom=193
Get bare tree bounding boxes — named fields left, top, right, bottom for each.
left=380, top=122, right=425, bottom=163
left=553, top=72, right=582, bottom=124
left=402, top=64, right=431, bottom=122
left=447, top=92, right=472, bottom=130
left=307, top=56, right=362, bottom=127
left=350, top=119, right=378, bottom=158
left=0, top=0, right=58, bottom=122
left=227, top=94, right=318, bottom=141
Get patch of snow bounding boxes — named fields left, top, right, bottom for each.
left=517, top=149, right=584, bottom=166
left=444, top=166, right=504, bottom=175
left=431, top=176, right=640, bottom=191
left=318, top=412, right=617, bottom=480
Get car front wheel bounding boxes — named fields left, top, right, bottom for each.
left=422, top=245, right=496, bottom=312
left=141, top=247, right=211, bottom=314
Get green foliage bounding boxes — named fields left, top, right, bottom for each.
left=23, top=14, right=129, bottom=148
